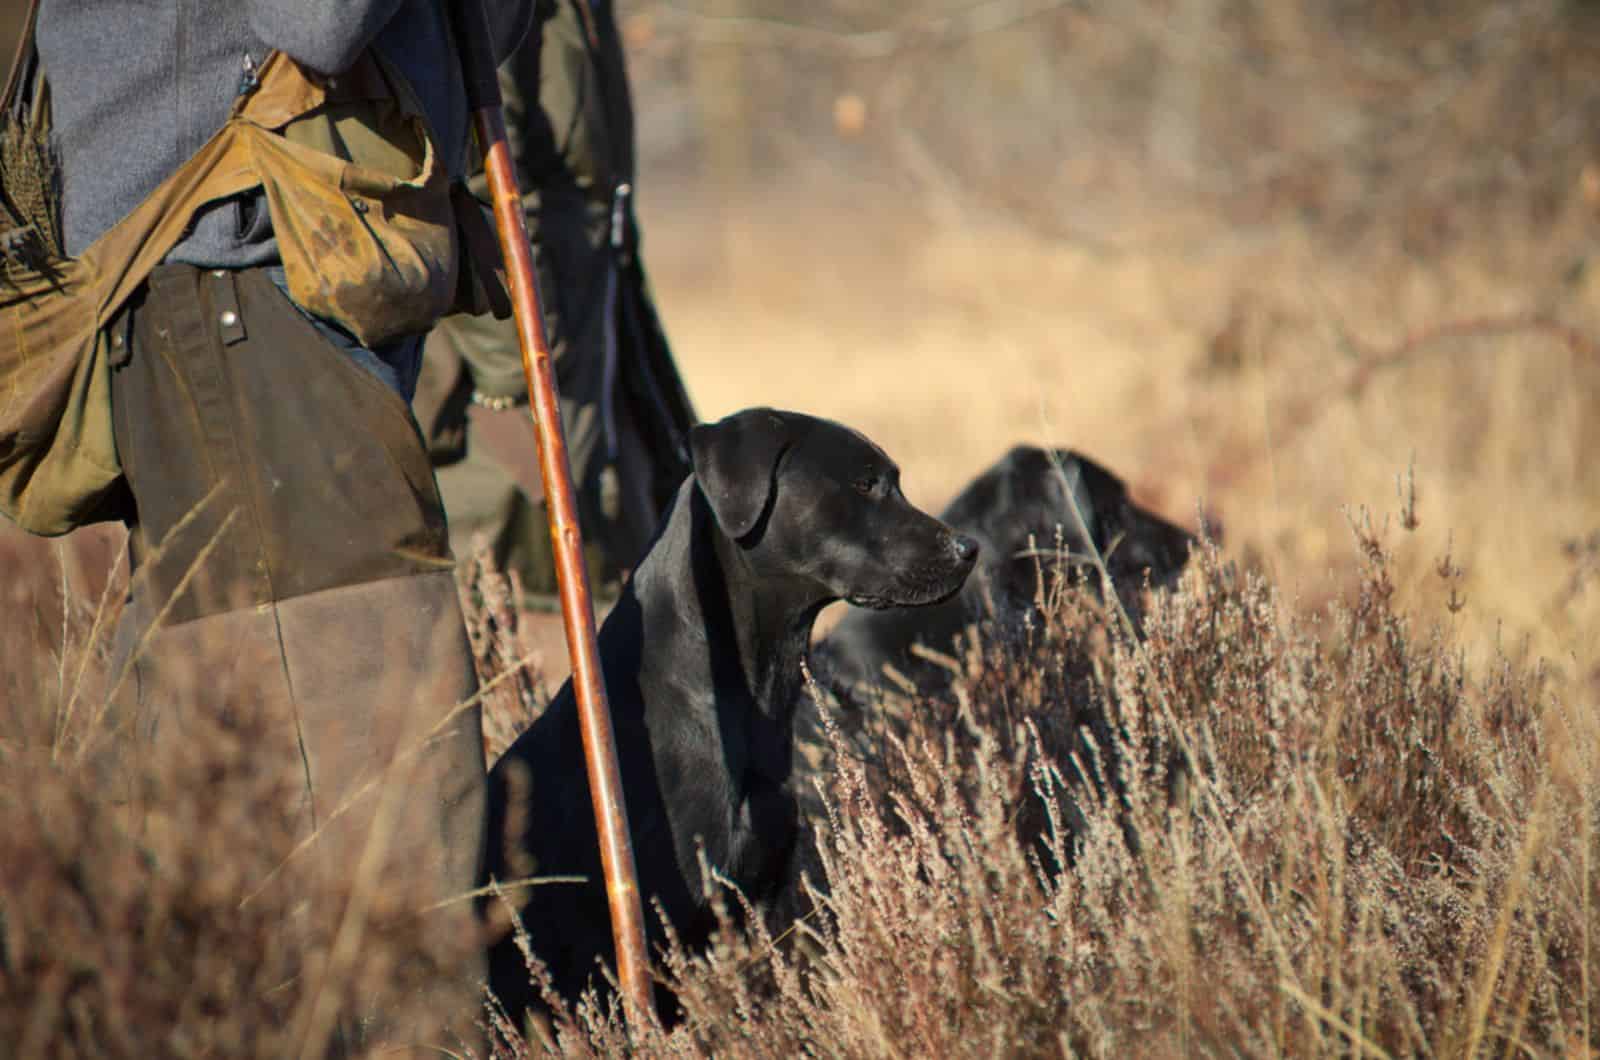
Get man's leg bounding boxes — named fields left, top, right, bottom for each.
left=105, top=264, right=487, bottom=1051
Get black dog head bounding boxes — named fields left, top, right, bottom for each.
left=942, top=445, right=1196, bottom=612
left=690, top=408, right=979, bottom=609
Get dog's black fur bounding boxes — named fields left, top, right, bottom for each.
left=819, top=445, right=1196, bottom=697
left=483, top=408, right=978, bottom=1019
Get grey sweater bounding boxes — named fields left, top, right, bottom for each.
left=35, top=0, right=533, bottom=265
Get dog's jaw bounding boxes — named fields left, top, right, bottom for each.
left=846, top=544, right=978, bottom=611
left=846, top=580, right=963, bottom=611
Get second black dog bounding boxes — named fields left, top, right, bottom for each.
left=820, top=445, right=1196, bottom=696
left=483, top=408, right=978, bottom=1019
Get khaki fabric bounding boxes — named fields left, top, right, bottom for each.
left=268, top=51, right=460, bottom=347
left=420, top=350, right=658, bottom=598
left=1, top=48, right=463, bottom=536
left=0, top=10, right=27, bottom=105
left=415, top=0, right=695, bottom=596
left=106, top=571, right=484, bottom=900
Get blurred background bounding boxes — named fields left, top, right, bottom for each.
left=624, top=0, right=1600, bottom=695
left=4, top=1, right=1597, bottom=697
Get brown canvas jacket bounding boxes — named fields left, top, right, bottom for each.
left=0, top=48, right=467, bottom=535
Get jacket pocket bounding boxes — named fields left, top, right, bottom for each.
left=249, top=53, right=461, bottom=348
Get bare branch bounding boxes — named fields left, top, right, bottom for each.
left=645, top=0, right=1078, bottom=60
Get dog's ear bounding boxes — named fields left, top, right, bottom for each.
left=1049, top=449, right=1123, bottom=548
left=691, top=408, right=795, bottom=540
left=1057, top=451, right=1126, bottom=510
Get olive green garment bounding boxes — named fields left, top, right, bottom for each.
left=416, top=292, right=660, bottom=599
left=0, top=9, right=23, bottom=73
left=415, top=0, right=695, bottom=597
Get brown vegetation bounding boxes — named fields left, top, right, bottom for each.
left=0, top=599, right=479, bottom=1058
left=4, top=1, right=1599, bottom=1055
left=472, top=519, right=1584, bottom=1057
left=2, top=509, right=1591, bottom=1056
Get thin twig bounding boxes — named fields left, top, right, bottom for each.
left=1279, top=979, right=1396, bottom=1060
left=424, top=874, right=591, bottom=912
left=90, top=505, right=241, bottom=742
left=648, top=0, right=1076, bottom=59
left=54, top=542, right=126, bottom=759
left=1204, top=311, right=1599, bottom=490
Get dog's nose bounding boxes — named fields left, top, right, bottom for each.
left=951, top=534, right=980, bottom=566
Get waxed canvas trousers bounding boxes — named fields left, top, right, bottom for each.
left=104, top=263, right=488, bottom=1051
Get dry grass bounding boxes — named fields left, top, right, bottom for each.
left=0, top=599, right=482, bottom=1058
left=5, top=508, right=1592, bottom=1057
left=4, top=1, right=1600, bottom=1054
left=477, top=520, right=1589, bottom=1058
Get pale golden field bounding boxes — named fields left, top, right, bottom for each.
left=644, top=179, right=1600, bottom=692
left=615, top=0, right=1600, bottom=698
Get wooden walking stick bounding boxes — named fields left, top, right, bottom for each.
left=449, top=0, right=655, bottom=1022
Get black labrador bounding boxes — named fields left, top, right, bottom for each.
left=819, top=445, right=1196, bottom=697
left=483, top=408, right=978, bottom=1018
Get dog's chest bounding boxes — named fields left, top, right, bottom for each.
left=641, top=679, right=795, bottom=874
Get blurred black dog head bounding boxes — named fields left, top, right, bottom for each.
left=819, top=444, right=1199, bottom=701
left=940, top=445, right=1197, bottom=618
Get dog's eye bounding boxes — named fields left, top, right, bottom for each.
left=853, top=476, right=878, bottom=496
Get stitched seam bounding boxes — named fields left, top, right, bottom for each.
left=267, top=596, right=318, bottom=831
left=169, top=271, right=277, bottom=607
left=217, top=275, right=282, bottom=608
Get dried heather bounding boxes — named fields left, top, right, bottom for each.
left=490, top=518, right=1583, bottom=1058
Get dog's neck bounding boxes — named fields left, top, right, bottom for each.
left=630, top=483, right=829, bottom=733
left=703, top=498, right=831, bottom=724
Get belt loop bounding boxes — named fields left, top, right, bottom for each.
left=210, top=268, right=247, bottom=346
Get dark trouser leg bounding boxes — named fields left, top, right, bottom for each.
left=105, top=264, right=486, bottom=1052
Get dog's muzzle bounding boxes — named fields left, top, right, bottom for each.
left=847, top=533, right=979, bottom=609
